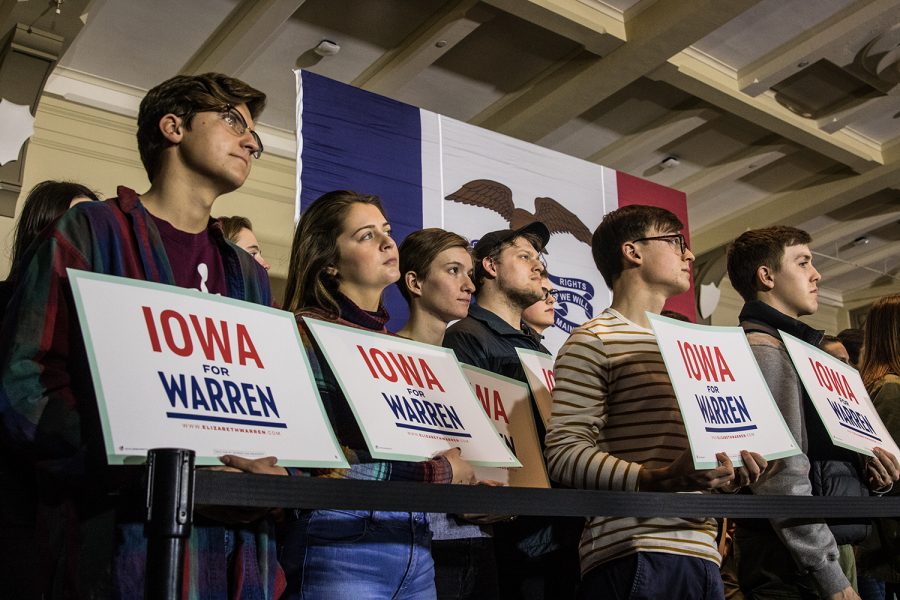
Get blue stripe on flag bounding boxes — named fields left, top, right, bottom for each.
left=298, top=70, right=423, bottom=328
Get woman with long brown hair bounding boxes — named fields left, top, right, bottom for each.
left=279, top=191, right=475, bottom=600
left=857, top=293, right=900, bottom=600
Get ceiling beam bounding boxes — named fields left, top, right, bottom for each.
left=651, top=59, right=881, bottom=171
left=483, top=0, right=625, bottom=50
left=692, top=159, right=900, bottom=255
left=880, top=134, right=900, bottom=165
left=737, top=0, right=900, bottom=96
left=816, top=91, right=900, bottom=134
left=843, top=280, right=900, bottom=306
left=469, top=48, right=598, bottom=128
left=823, top=242, right=899, bottom=279
left=812, top=210, right=900, bottom=249
left=180, top=0, right=305, bottom=76
left=673, top=142, right=795, bottom=197
left=474, top=0, right=763, bottom=143
left=0, top=0, right=16, bottom=29
left=587, top=106, right=719, bottom=169
left=353, top=0, right=489, bottom=95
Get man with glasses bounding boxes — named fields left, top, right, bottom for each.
left=545, top=205, right=767, bottom=600
left=0, top=74, right=282, bottom=598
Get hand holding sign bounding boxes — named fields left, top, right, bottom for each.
left=196, top=456, right=288, bottom=524
left=442, top=447, right=477, bottom=485
left=218, top=454, right=291, bottom=476
left=721, top=450, right=768, bottom=493
left=865, top=446, right=900, bottom=490
left=639, top=448, right=736, bottom=492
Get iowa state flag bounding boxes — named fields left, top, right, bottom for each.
left=295, top=70, right=695, bottom=349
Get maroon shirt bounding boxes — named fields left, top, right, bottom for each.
left=151, top=214, right=226, bottom=295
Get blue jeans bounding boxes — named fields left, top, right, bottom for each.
left=579, top=552, right=725, bottom=600
left=858, top=575, right=885, bottom=599
left=281, top=509, right=436, bottom=599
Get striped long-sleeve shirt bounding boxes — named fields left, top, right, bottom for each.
left=544, top=308, right=720, bottom=575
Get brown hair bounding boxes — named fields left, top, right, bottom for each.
left=397, top=229, right=471, bottom=304
left=218, top=215, right=253, bottom=243
left=837, top=328, right=864, bottom=366
left=10, top=180, right=99, bottom=274
left=283, top=190, right=386, bottom=317
left=860, top=294, right=900, bottom=392
left=591, top=204, right=683, bottom=289
left=473, top=233, right=544, bottom=292
left=726, top=226, right=812, bottom=303
left=137, top=73, right=266, bottom=182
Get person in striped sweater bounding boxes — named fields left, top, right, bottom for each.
left=544, top=204, right=766, bottom=600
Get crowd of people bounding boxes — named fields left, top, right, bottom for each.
left=1, top=71, right=899, bottom=600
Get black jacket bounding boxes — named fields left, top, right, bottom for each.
left=740, top=301, right=870, bottom=544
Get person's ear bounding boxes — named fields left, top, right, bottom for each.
left=756, top=265, right=776, bottom=291
left=405, top=271, right=424, bottom=299
left=159, top=114, right=184, bottom=144
left=622, top=241, right=641, bottom=266
left=325, top=265, right=338, bottom=277
left=483, top=256, right=498, bottom=278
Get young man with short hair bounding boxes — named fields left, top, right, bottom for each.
left=821, top=334, right=851, bottom=365
left=0, top=73, right=282, bottom=598
left=545, top=204, right=766, bottom=599
left=440, top=222, right=582, bottom=600
left=521, top=271, right=557, bottom=337
left=727, top=226, right=899, bottom=600
left=443, top=222, right=551, bottom=380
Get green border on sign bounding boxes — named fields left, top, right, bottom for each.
left=303, top=317, right=520, bottom=468
left=67, top=268, right=348, bottom=468
left=647, top=311, right=800, bottom=470
left=514, top=347, right=553, bottom=361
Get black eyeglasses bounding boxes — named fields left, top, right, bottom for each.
left=541, top=288, right=559, bottom=301
left=217, top=105, right=263, bottom=159
left=632, top=233, right=689, bottom=254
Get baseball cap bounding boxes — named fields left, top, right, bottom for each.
left=473, top=221, right=550, bottom=261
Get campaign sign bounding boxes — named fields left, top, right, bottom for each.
left=648, top=313, right=800, bottom=469
left=516, top=348, right=556, bottom=429
left=303, top=318, right=520, bottom=467
left=68, top=270, right=347, bottom=468
left=460, top=365, right=550, bottom=488
left=781, top=331, right=900, bottom=457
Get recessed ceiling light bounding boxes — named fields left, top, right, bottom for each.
left=314, top=39, right=341, bottom=57
left=660, top=156, right=680, bottom=169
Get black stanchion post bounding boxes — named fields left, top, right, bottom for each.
left=145, top=448, right=195, bottom=600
